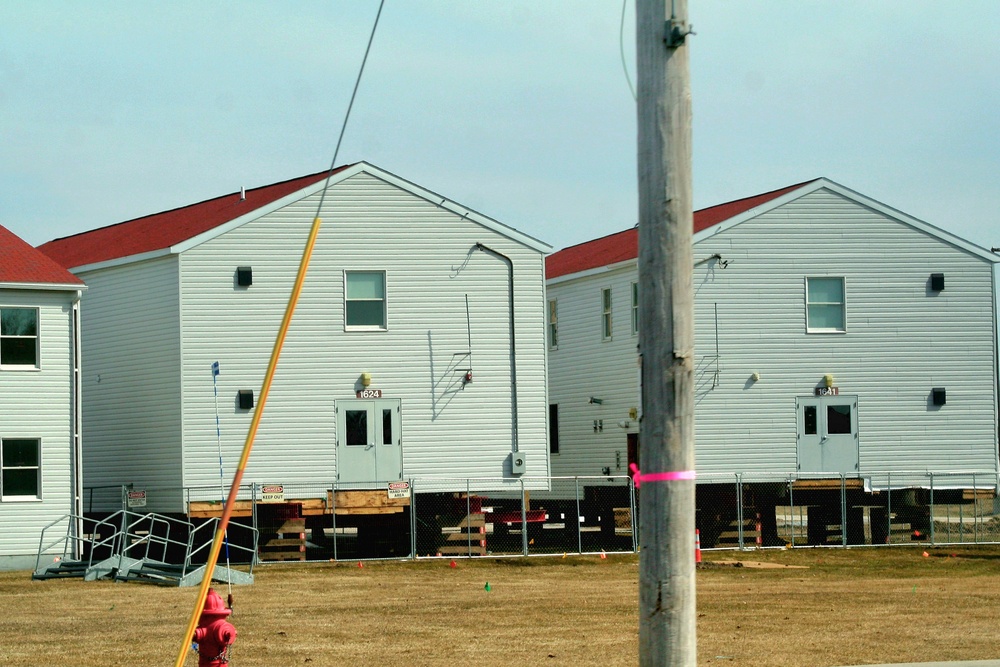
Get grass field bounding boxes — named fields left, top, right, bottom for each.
left=3, top=546, right=1000, bottom=666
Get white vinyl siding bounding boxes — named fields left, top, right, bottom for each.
left=0, top=289, right=76, bottom=560
left=75, top=257, right=184, bottom=512
left=690, top=190, right=997, bottom=477
left=175, top=170, right=549, bottom=497
left=546, top=265, right=640, bottom=484
left=547, top=187, right=999, bottom=489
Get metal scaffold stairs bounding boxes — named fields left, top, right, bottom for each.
left=32, top=510, right=257, bottom=587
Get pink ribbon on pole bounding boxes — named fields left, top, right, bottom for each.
left=629, top=463, right=696, bottom=488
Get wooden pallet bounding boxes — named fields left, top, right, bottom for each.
left=189, top=498, right=328, bottom=518
left=329, top=489, right=409, bottom=515
left=189, top=488, right=419, bottom=519
left=791, top=478, right=865, bottom=491
left=258, top=518, right=306, bottom=562
left=715, top=516, right=762, bottom=547
left=438, top=513, right=486, bottom=556
left=613, top=507, right=635, bottom=536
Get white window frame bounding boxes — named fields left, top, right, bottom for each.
left=601, top=287, right=613, bottom=341
left=547, top=299, right=558, bottom=349
left=805, top=277, right=847, bottom=333
left=1, top=437, right=41, bottom=501
left=631, top=281, right=639, bottom=336
left=0, top=306, right=40, bottom=370
left=344, top=271, right=387, bottom=331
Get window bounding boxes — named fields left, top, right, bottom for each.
left=803, top=405, right=817, bottom=435
left=601, top=288, right=612, bottom=340
left=547, top=299, right=558, bottom=349
left=827, top=404, right=852, bottom=434
left=549, top=404, right=560, bottom=455
left=381, top=408, right=393, bottom=445
left=345, top=410, right=368, bottom=446
left=1, top=438, right=40, bottom=499
left=345, top=271, right=386, bottom=330
left=0, top=307, right=38, bottom=367
left=631, top=282, right=639, bottom=335
left=806, top=277, right=846, bottom=332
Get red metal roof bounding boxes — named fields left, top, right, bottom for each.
left=545, top=180, right=817, bottom=280
left=0, top=224, right=84, bottom=286
left=39, top=167, right=352, bottom=270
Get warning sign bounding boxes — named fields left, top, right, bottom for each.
left=127, top=490, right=147, bottom=508
left=261, top=484, right=285, bottom=503
left=387, top=481, right=410, bottom=499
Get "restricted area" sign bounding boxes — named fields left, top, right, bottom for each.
left=127, top=489, right=147, bottom=508
left=387, top=481, right=410, bottom=499
left=261, top=484, right=285, bottom=502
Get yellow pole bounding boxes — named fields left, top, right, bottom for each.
left=172, top=216, right=324, bottom=667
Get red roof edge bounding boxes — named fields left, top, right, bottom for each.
left=38, top=165, right=354, bottom=270
left=692, top=179, right=819, bottom=233
left=546, top=179, right=819, bottom=280
left=0, top=224, right=84, bottom=286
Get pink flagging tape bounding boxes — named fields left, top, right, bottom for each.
left=629, top=463, right=696, bottom=488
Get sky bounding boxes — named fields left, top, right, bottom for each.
left=1, top=1, right=998, bottom=253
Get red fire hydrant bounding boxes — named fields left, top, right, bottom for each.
left=192, top=588, right=236, bottom=666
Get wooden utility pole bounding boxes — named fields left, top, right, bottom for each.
left=636, top=0, right=696, bottom=665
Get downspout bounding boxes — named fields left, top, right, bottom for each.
left=71, top=289, right=84, bottom=557
left=474, top=242, right=519, bottom=454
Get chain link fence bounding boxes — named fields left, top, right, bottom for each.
left=82, top=471, right=1000, bottom=563
left=413, top=476, right=636, bottom=558
left=694, top=471, right=1000, bottom=549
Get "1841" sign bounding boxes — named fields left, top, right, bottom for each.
left=815, top=386, right=840, bottom=396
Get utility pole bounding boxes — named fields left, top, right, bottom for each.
left=636, top=0, right=696, bottom=665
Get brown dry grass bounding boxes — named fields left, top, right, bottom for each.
left=2, top=547, right=1000, bottom=666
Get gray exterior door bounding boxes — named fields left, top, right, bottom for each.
left=336, top=399, right=402, bottom=484
left=796, top=395, right=859, bottom=474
